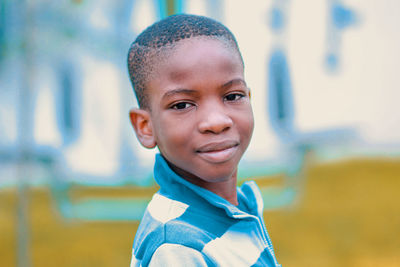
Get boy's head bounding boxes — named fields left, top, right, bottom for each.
left=127, top=14, right=243, bottom=109
left=128, top=14, right=254, bottom=190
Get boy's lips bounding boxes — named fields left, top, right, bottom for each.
left=196, top=140, right=239, bottom=163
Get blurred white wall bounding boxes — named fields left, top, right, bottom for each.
left=1, top=0, right=399, bottom=184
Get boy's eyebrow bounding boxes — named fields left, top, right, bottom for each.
left=221, top=78, right=247, bottom=89
left=162, top=79, right=247, bottom=100
left=162, top=88, right=197, bottom=100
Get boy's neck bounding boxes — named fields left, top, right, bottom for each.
left=167, top=160, right=239, bottom=206
left=198, top=176, right=239, bottom=206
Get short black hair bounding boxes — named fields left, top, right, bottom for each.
left=127, top=14, right=243, bottom=109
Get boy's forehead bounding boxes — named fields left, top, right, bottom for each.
left=149, top=41, right=242, bottom=95
left=143, top=37, right=244, bottom=107
left=154, top=37, right=242, bottom=72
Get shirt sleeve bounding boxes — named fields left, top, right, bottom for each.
left=148, top=243, right=209, bottom=267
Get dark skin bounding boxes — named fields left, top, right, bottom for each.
left=130, top=38, right=254, bottom=205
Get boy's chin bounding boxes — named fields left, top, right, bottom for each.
left=177, top=166, right=238, bottom=185
left=162, top=153, right=241, bottom=185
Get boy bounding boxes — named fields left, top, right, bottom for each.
left=127, top=14, right=281, bottom=266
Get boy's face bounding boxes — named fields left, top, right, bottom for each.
left=132, top=38, right=254, bottom=187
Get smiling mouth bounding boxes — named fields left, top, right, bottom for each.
left=196, top=140, right=239, bottom=163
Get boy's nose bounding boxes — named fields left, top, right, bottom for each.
left=198, top=107, right=233, bottom=134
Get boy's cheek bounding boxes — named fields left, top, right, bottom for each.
left=238, top=107, right=254, bottom=130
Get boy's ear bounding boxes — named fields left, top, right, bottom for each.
left=129, top=108, right=156, bottom=149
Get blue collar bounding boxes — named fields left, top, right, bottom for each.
left=153, top=153, right=264, bottom=219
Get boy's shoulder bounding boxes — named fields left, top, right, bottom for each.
left=134, top=193, right=232, bottom=248
left=132, top=161, right=278, bottom=266
left=131, top=192, right=215, bottom=266
left=132, top=191, right=281, bottom=267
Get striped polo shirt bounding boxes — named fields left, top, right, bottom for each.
left=130, top=154, right=281, bottom=267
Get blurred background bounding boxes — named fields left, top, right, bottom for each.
left=1, top=0, right=399, bottom=266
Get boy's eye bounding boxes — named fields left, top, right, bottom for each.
left=171, top=102, right=193, bottom=110
left=225, top=93, right=244, bottom=101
